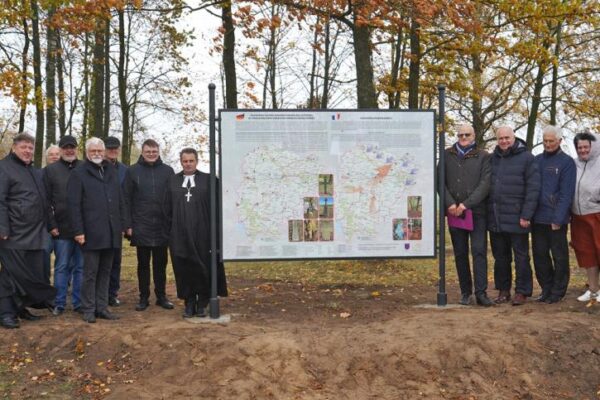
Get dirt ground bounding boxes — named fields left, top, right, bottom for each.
left=1, top=277, right=599, bottom=400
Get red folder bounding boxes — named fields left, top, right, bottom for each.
left=447, top=209, right=474, bottom=231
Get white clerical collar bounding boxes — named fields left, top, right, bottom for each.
left=182, top=174, right=196, bottom=188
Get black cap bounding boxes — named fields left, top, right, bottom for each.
left=104, top=136, right=121, bottom=149
left=58, top=135, right=78, bottom=148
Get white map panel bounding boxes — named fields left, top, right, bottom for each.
left=220, top=110, right=435, bottom=260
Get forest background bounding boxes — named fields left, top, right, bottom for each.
left=0, top=0, right=599, bottom=167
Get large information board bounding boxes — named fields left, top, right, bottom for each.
left=220, top=110, right=436, bottom=261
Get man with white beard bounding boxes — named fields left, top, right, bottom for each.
left=67, top=138, right=127, bottom=323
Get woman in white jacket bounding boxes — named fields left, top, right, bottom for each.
left=571, top=132, right=600, bottom=302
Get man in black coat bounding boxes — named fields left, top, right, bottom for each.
left=165, top=148, right=227, bottom=318
left=68, top=137, right=127, bottom=323
left=0, top=133, right=56, bottom=329
left=44, top=135, right=83, bottom=315
left=488, top=126, right=540, bottom=305
left=104, top=136, right=127, bottom=307
left=124, top=139, right=175, bottom=311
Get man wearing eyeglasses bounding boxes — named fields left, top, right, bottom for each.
left=123, top=139, right=175, bottom=312
left=444, top=124, right=493, bottom=306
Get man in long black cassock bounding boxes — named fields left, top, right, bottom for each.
left=0, top=133, right=56, bottom=329
left=165, top=148, right=227, bottom=318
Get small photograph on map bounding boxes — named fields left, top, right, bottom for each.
left=392, top=218, right=409, bottom=240
left=303, top=197, right=319, bottom=219
left=288, top=220, right=304, bottom=242
left=319, top=174, right=334, bottom=196
left=319, top=197, right=334, bottom=218
left=304, top=219, right=319, bottom=241
left=408, top=219, right=422, bottom=240
left=319, top=220, right=334, bottom=241
left=407, top=196, right=422, bottom=218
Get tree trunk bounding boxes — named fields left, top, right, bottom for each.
left=222, top=1, right=237, bottom=109
left=90, top=17, right=105, bottom=138
left=526, top=62, right=547, bottom=149
left=103, top=17, right=111, bottom=138
left=31, top=0, right=44, bottom=167
left=45, top=6, right=57, bottom=146
left=352, top=21, right=377, bottom=108
left=388, top=25, right=403, bottom=109
left=308, top=18, right=318, bottom=108
left=268, top=5, right=277, bottom=109
left=550, top=22, right=562, bottom=125
left=56, top=32, right=66, bottom=137
left=118, top=8, right=131, bottom=164
left=18, top=17, right=30, bottom=134
left=82, top=32, right=90, bottom=139
left=321, top=19, right=331, bottom=109
left=408, top=17, right=420, bottom=110
left=470, top=52, right=485, bottom=143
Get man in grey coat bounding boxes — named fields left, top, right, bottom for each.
left=444, top=124, right=492, bottom=306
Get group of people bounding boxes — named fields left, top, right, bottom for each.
left=0, top=133, right=227, bottom=329
left=445, top=124, right=600, bottom=306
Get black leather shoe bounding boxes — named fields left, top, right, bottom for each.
left=73, top=306, right=83, bottom=314
left=475, top=293, right=493, bottom=307
left=1, top=315, right=20, bottom=329
left=196, top=306, right=207, bottom=318
left=96, top=310, right=119, bottom=320
left=156, top=297, right=174, bottom=310
left=82, top=313, right=96, bottom=323
left=108, top=297, right=121, bottom=307
left=459, top=294, right=472, bottom=305
left=545, top=295, right=562, bottom=304
left=183, top=299, right=195, bottom=318
left=536, top=292, right=550, bottom=302
left=18, top=309, right=43, bottom=321
left=135, top=298, right=149, bottom=311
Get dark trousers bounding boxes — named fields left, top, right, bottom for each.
left=490, top=231, right=533, bottom=296
left=137, top=246, right=168, bottom=300
left=532, top=224, right=570, bottom=298
left=82, top=249, right=114, bottom=314
left=449, top=213, right=488, bottom=296
left=108, top=248, right=122, bottom=299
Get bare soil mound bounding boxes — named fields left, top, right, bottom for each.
left=1, top=278, right=599, bottom=399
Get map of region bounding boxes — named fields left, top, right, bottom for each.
left=235, top=145, right=323, bottom=241
left=337, top=145, right=419, bottom=241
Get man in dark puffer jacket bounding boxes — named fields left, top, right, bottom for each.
left=488, top=126, right=540, bottom=306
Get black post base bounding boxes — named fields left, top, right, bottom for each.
left=437, top=293, right=448, bottom=307
left=209, top=297, right=220, bottom=319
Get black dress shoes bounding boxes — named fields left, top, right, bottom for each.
left=108, top=297, right=121, bottom=307
left=475, top=293, right=494, bottom=307
left=156, top=297, right=174, bottom=310
left=96, top=310, right=119, bottom=320
left=545, top=295, right=562, bottom=304
left=1, top=315, right=20, bottom=329
left=459, top=294, right=472, bottom=306
left=82, top=313, right=96, bottom=323
left=18, top=309, right=43, bottom=321
left=183, top=299, right=195, bottom=318
left=135, top=298, right=149, bottom=311
left=536, top=292, right=550, bottom=302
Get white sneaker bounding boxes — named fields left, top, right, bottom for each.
left=577, top=290, right=593, bottom=302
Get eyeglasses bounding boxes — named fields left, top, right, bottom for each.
left=457, top=133, right=472, bottom=138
